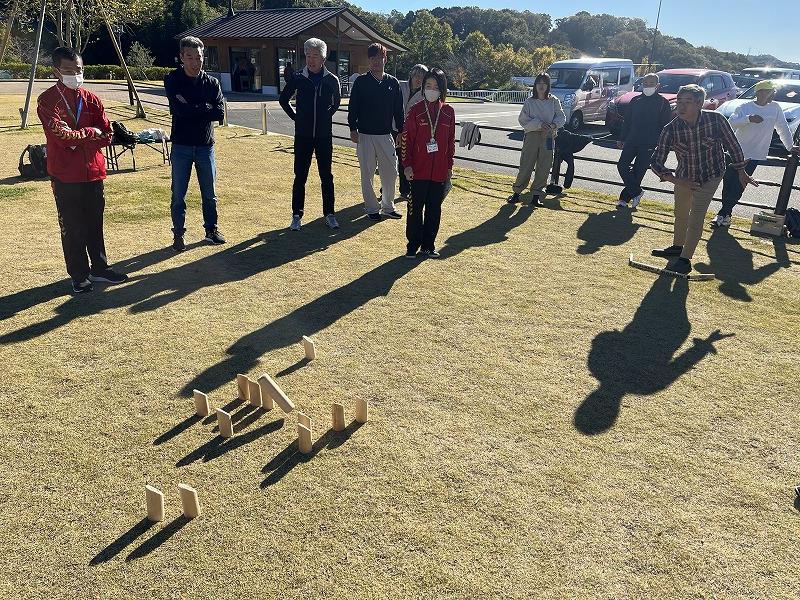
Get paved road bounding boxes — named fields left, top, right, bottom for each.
left=3, top=80, right=795, bottom=217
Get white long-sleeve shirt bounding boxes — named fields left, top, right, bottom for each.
left=727, top=100, right=793, bottom=160
left=518, top=96, right=566, bottom=133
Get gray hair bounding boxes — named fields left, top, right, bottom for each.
left=408, top=64, right=429, bottom=81
left=677, top=83, right=706, bottom=104
left=304, top=38, right=327, bottom=59
left=180, top=36, right=204, bottom=52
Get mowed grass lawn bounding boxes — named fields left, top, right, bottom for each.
left=0, top=94, right=799, bottom=599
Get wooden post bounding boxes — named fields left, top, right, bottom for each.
left=193, top=390, right=211, bottom=417
left=355, top=399, right=368, bottom=424
left=331, top=403, right=345, bottom=432
left=145, top=485, right=165, bottom=522
left=97, top=0, right=146, bottom=118
left=297, top=423, right=312, bottom=454
left=297, top=412, right=311, bottom=429
left=178, top=483, right=201, bottom=518
left=261, top=102, right=268, bottom=134
left=236, top=374, right=249, bottom=402
left=302, top=335, right=316, bottom=360
left=248, top=378, right=262, bottom=407
left=216, top=408, right=234, bottom=438
left=258, top=376, right=275, bottom=411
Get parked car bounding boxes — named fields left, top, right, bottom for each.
left=740, top=67, right=800, bottom=80
left=716, top=78, right=800, bottom=154
left=546, top=58, right=636, bottom=130
left=605, top=68, right=738, bottom=138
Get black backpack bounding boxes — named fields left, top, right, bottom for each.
left=785, top=208, right=800, bottom=238
left=18, top=144, right=48, bottom=179
left=111, top=121, right=138, bottom=149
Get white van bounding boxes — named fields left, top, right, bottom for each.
left=547, top=58, right=636, bottom=130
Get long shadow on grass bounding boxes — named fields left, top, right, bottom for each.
left=177, top=414, right=285, bottom=466
left=576, top=206, right=641, bottom=255
left=0, top=246, right=180, bottom=321
left=126, top=515, right=191, bottom=561
left=574, top=275, right=735, bottom=435
left=154, top=397, right=242, bottom=446
left=0, top=203, right=374, bottom=344
left=89, top=517, right=155, bottom=565
left=182, top=204, right=535, bottom=396
left=694, top=228, right=792, bottom=302
left=261, top=420, right=364, bottom=487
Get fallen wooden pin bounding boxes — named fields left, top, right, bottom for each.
left=257, top=374, right=295, bottom=413
left=628, top=254, right=714, bottom=281
left=145, top=485, right=165, bottom=522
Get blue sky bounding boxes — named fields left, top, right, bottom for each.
left=374, top=0, right=799, bottom=64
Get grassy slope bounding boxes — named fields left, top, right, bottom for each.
left=0, top=95, right=798, bottom=599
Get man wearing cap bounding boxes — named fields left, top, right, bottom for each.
left=711, top=80, right=799, bottom=227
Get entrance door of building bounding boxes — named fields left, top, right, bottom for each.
left=230, top=47, right=261, bottom=93
left=277, top=48, right=297, bottom=93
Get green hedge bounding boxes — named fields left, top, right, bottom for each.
left=0, top=63, right=173, bottom=80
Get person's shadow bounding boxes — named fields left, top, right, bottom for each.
left=575, top=207, right=640, bottom=255
left=694, top=228, right=791, bottom=302
left=182, top=204, right=536, bottom=397
left=574, top=276, right=735, bottom=435
left=0, top=203, right=374, bottom=345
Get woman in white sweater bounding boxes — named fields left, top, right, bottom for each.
left=508, top=72, right=566, bottom=206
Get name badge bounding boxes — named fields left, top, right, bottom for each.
left=427, top=140, right=439, bottom=153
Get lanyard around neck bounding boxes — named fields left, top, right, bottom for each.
left=423, top=101, right=442, bottom=142
left=56, top=85, right=83, bottom=127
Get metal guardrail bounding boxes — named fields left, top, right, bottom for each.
left=449, top=89, right=531, bottom=104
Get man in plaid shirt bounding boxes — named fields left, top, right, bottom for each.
left=650, top=84, right=757, bottom=274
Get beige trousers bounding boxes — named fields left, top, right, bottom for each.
left=513, top=130, right=554, bottom=196
left=673, top=177, right=722, bottom=259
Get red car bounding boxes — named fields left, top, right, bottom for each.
left=605, top=69, right=738, bottom=138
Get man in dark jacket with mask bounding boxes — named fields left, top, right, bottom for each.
left=616, top=73, right=672, bottom=208
left=279, top=37, right=341, bottom=231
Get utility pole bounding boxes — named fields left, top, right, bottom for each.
left=648, top=0, right=663, bottom=69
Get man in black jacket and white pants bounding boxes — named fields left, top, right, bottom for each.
left=279, top=37, right=341, bottom=230
left=347, top=43, right=404, bottom=221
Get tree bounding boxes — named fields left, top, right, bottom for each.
left=126, top=40, right=154, bottom=78
left=447, top=31, right=493, bottom=89
left=531, top=46, right=556, bottom=74
left=399, top=10, right=454, bottom=74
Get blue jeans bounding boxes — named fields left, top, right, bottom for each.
left=170, top=144, right=218, bottom=233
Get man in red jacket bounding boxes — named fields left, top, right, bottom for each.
left=37, top=47, right=127, bottom=294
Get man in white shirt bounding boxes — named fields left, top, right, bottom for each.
left=712, top=80, right=799, bottom=227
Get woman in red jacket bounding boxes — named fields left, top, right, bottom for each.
left=400, top=68, right=455, bottom=258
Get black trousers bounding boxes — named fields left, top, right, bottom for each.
left=407, top=179, right=445, bottom=253
left=617, top=144, right=655, bottom=201
left=292, top=135, right=335, bottom=217
left=51, top=178, right=109, bottom=282
left=397, top=147, right=411, bottom=197
left=719, top=159, right=759, bottom=217
left=552, top=153, right=575, bottom=188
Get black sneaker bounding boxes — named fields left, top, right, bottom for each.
left=423, top=249, right=441, bottom=258
left=383, top=211, right=402, bottom=220
left=651, top=245, right=683, bottom=258
left=667, top=257, right=692, bottom=275
left=507, top=193, right=521, bottom=204
left=204, top=227, right=226, bottom=244
left=89, top=269, right=128, bottom=284
left=72, top=278, right=93, bottom=294
left=530, top=195, right=544, bottom=207
left=172, top=234, right=185, bottom=251
left=367, top=213, right=383, bottom=221
left=404, top=250, right=418, bottom=259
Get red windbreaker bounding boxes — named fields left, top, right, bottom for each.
left=37, top=82, right=113, bottom=183
left=400, top=99, right=456, bottom=183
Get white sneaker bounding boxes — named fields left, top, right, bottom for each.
left=290, top=215, right=301, bottom=231
left=710, top=214, right=730, bottom=228
left=325, top=214, right=340, bottom=229
left=631, top=192, right=644, bottom=209
left=616, top=199, right=629, bottom=207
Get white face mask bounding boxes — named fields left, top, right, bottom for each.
left=642, top=86, right=657, bottom=97
left=424, top=89, right=440, bottom=103
left=60, top=72, right=84, bottom=90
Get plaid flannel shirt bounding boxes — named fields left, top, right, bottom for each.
left=650, top=110, right=746, bottom=185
